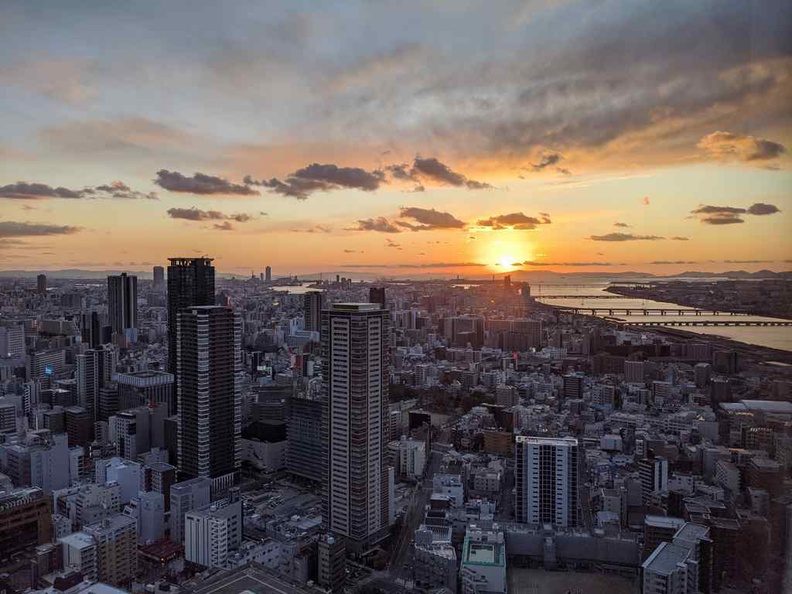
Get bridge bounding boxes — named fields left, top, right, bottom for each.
left=626, top=320, right=792, bottom=327
left=553, top=306, right=752, bottom=316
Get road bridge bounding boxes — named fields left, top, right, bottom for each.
left=554, top=306, right=752, bottom=316
left=626, top=320, right=792, bottom=327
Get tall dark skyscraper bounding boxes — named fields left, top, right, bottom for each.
left=177, top=305, right=240, bottom=495
left=167, top=257, right=215, bottom=380
left=77, top=345, right=115, bottom=422
left=322, top=303, right=392, bottom=550
left=152, top=266, right=165, bottom=289
left=369, top=287, right=386, bottom=308
left=303, top=290, right=324, bottom=334
left=265, top=266, right=272, bottom=282
left=37, top=274, right=47, bottom=295
left=107, top=273, right=138, bottom=334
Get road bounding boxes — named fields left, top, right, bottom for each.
left=388, top=445, right=444, bottom=582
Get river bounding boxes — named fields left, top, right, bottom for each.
left=532, top=283, right=791, bottom=352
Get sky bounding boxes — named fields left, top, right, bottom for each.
left=0, top=0, right=790, bottom=277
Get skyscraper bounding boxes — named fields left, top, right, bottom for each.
left=265, top=266, right=272, bottom=282
left=369, top=286, right=386, bottom=308
left=152, top=266, right=165, bottom=289
left=77, top=346, right=115, bottom=422
left=37, top=274, right=47, bottom=295
left=515, top=436, right=579, bottom=527
left=303, top=290, right=324, bottom=334
left=177, top=306, right=240, bottom=495
left=107, top=273, right=138, bottom=335
left=322, top=303, right=391, bottom=550
left=167, top=257, right=215, bottom=382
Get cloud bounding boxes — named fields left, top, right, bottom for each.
left=589, top=233, right=664, bottom=241
left=343, top=262, right=485, bottom=269
left=397, top=207, right=466, bottom=231
left=291, top=224, right=333, bottom=233
left=155, top=170, right=258, bottom=195
left=522, top=261, right=612, bottom=267
left=0, top=180, right=157, bottom=201
left=747, top=202, right=781, bottom=215
left=343, top=249, right=364, bottom=254
left=408, top=157, right=492, bottom=189
left=166, top=207, right=253, bottom=223
left=527, top=150, right=571, bottom=175
left=614, top=222, right=630, bottom=228
left=650, top=260, right=700, bottom=265
left=212, top=221, right=235, bottom=231
left=690, top=202, right=780, bottom=224
left=385, top=238, right=401, bottom=249
left=698, top=131, right=786, bottom=162
left=0, top=59, right=94, bottom=104
left=346, top=217, right=402, bottom=233
left=0, top=221, right=81, bottom=238
left=671, top=236, right=690, bottom=241
left=476, top=212, right=552, bottom=230
left=248, top=163, right=383, bottom=199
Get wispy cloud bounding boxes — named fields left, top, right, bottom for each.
left=0, top=221, right=82, bottom=238
left=589, top=233, right=664, bottom=241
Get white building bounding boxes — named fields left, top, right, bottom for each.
left=515, top=436, right=579, bottom=527
left=433, top=474, right=465, bottom=507
left=95, top=457, right=141, bottom=503
left=460, top=528, right=506, bottom=594
left=170, top=477, right=211, bottom=544
left=396, top=437, right=426, bottom=479
left=124, top=491, right=165, bottom=544
left=60, top=531, right=98, bottom=582
left=322, top=304, right=392, bottom=549
left=184, top=498, right=243, bottom=568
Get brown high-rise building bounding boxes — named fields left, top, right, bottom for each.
left=0, top=487, right=52, bottom=561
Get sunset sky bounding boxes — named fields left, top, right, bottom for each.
left=0, top=0, right=790, bottom=277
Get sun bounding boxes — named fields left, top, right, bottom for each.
left=497, top=254, right=518, bottom=271
left=485, top=236, right=533, bottom=272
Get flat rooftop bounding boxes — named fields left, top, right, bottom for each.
left=642, top=542, right=690, bottom=575
left=185, top=565, right=317, bottom=594
left=331, top=303, right=383, bottom=311
left=515, top=435, right=579, bottom=447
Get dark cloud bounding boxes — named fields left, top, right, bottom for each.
left=650, top=260, right=699, bottom=265
left=670, top=236, right=690, bottom=241
left=0, top=180, right=156, bottom=200
left=589, top=233, right=664, bottom=241
left=0, top=221, right=81, bottom=237
left=698, top=131, right=786, bottom=162
left=155, top=170, right=258, bottom=195
left=397, top=207, right=466, bottom=231
left=343, top=262, right=485, bottom=269
left=385, top=238, right=401, bottom=249
left=691, top=205, right=746, bottom=215
left=293, top=224, right=332, bottom=233
left=476, top=212, right=551, bottom=230
left=522, top=261, right=611, bottom=267
left=701, top=214, right=744, bottom=225
left=346, top=217, right=401, bottom=233
left=212, top=221, right=235, bottom=231
left=527, top=150, right=571, bottom=175
left=249, top=163, right=383, bottom=199
left=723, top=259, right=775, bottom=264
left=746, top=202, right=780, bottom=215
left=409, top=157, right=492, bottom=189
left=614, top=222, right=630, bottom=228
left=166, top=207, right=253, bottom=223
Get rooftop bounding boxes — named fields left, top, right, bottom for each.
left=183, top=564, right=317, bottom=594
left=644, top=515, right=686, bottom=530
left=642, top=542, right=691, bottom=575
left=515, top=435, right=579, bottom=447
left=331, top=303, right=383, bottom=311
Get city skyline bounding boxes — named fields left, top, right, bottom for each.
left=1, top=1, right=790, bottom=276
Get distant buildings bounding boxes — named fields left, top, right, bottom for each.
left=152, top=265, right=165, bottom=289
left=303, top=290, right=324, bottom=334
left=515, top=436, right=579, bottom=527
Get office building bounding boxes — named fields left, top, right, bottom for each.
left=625, top=360, right=646, bottom=384
left=95, top=457, right=141, bottom=504
left=65, top=406, right=92, bottom=447
left=640, top=457, right=669, bottom=503
left=76, top=346, right=115, bottom=422
left=107, top=273, right=138, bottom=335
left=60, top=531, right=98, bottom=582
left=317, top=533, right=346, bottom=593
left=303, top=290, right=324, bottom=334
left=286, top=393, right=323, bottom=482
left=170, top=477, right=211, bottom=544
left=515, top=436, right=579, bottom=527
left=152, top=265, right=165, bottom=288
left=3, top=432, right=70, bottom=491
left=124, top=491, right=165, bottom=544
left=0, top=324, right=25, bottom=359
left=265, top=265, right=272, bottom=282
left=37, top=274, right=47, bottom=295
left=322, top=303, right=392, bottom=550
left=167, top=257, right=215, bottom=382
left=114, top=370, right=175, bottom=415
left=562, top=373, right=584, bottom=399
left=83, top=514, right=138, bottom=587
left=184, top=495, right=242, bottom=568
left=0, top=487, right=52, bottom=560
left=177, top=306, right=241, bottom=494
left=369, top=286, right=386, bottom=308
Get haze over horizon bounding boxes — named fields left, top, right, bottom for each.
left=1, top=1, right=790, bottom=275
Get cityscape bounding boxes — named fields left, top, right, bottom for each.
left=0, top=3, right=791, bottom=594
